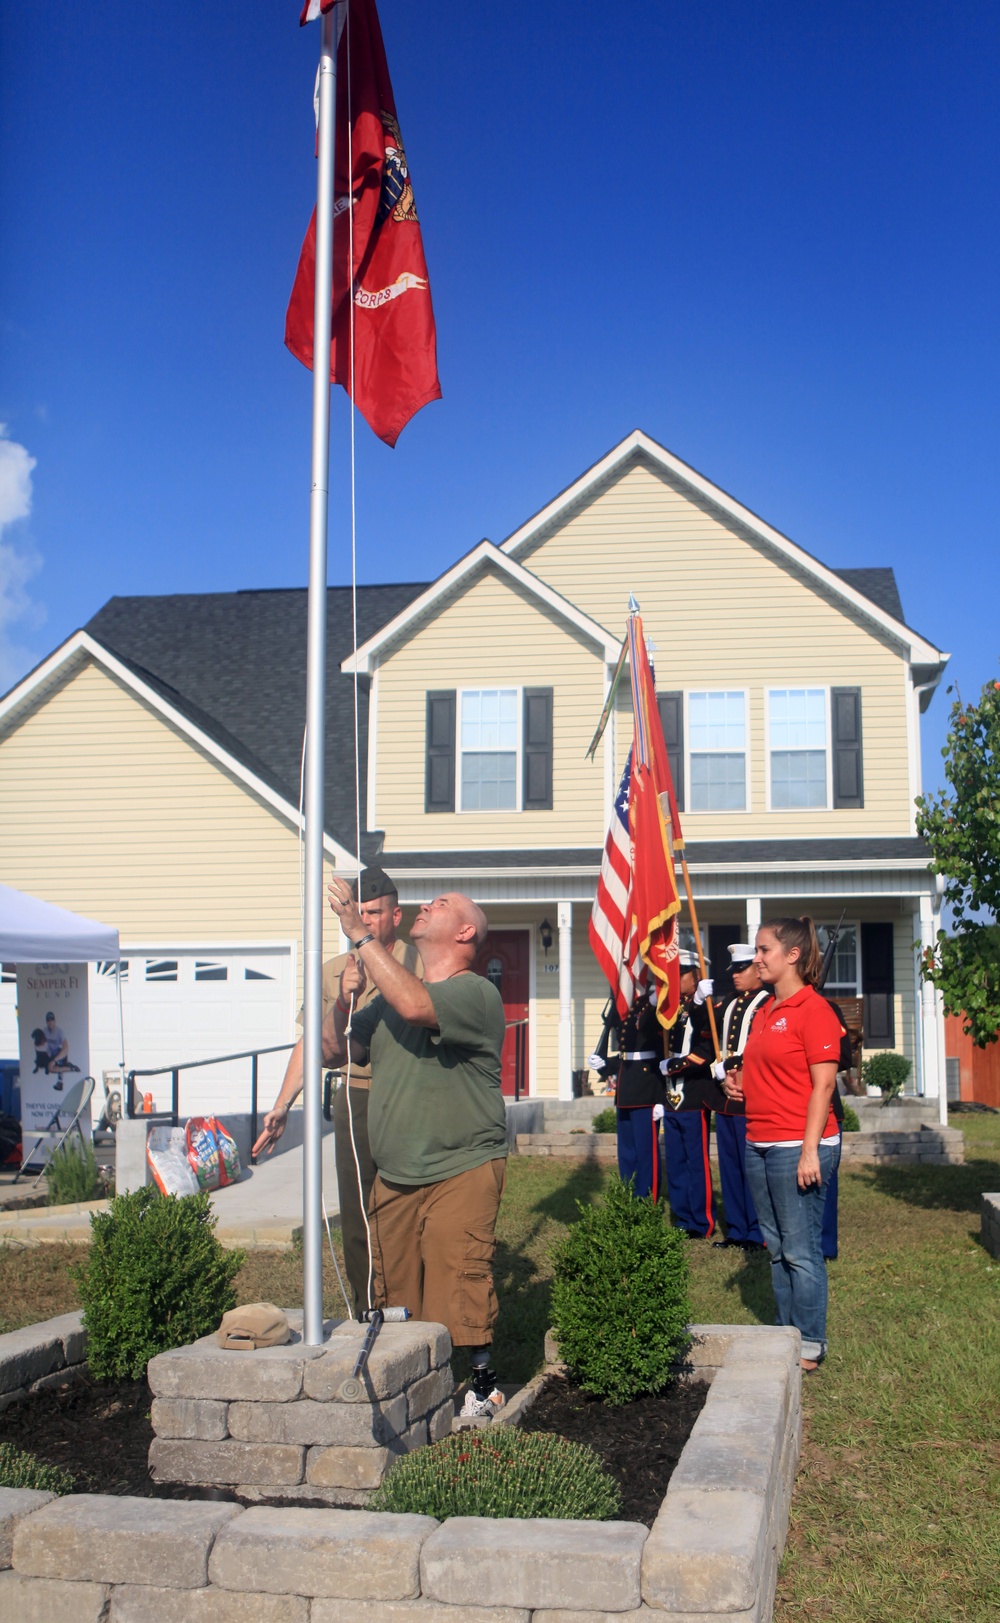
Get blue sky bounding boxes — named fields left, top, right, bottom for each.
left=2, top=1, right=998, bottom=795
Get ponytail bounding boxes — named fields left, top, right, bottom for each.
left=761, top=916, right=824, bottom=987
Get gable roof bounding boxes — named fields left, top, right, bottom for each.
left=0, top=584, right=427, bottom=859
left=341, top=539, right=622, bottom=675
left=500, top=429, right=947, bottom=673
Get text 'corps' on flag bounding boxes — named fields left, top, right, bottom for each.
left=627, top=615, right=683, bottom=1030
left=288, top=0, right=441, bottom=446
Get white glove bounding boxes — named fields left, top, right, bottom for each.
left=648, top=985, right=658, bottom=1005
left=587, top=1053, right=606, bottom=1072
left=711, top=1060, right=727, bottom=1082
left=652, top=1103, right=665, bottom=1122
left=693, top=978, right=714, bottom=1005
left=659, top=1058, right=672, bottom=1077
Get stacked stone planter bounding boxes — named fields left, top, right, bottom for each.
left=148, top=1315, right=454, bottom=1504
left=0, top=1324, right=801, bottom=1622
left=0, top=1311, right=87, bottom=1414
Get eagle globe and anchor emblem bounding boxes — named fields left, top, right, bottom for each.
left=378, top=110, right=418, bottom=224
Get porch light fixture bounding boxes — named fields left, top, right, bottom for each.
left=539, top=918, right=554, bottom=956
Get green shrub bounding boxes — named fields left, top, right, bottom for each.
left=0, top=1441, right=74, bottom=1494
left=75, top=1187, right=245, bottom=1380
left=550, top=1174, right=691, bottom=1405
left=45, top=1139, right=102, bottom=1205
left=591, top=1107, right=618, bottom=1134
left=861, top=1051, right=912, bottom=1102
left=370, top=1425, right=621, bottom=1520
left=842, top=1104, right=861, bottom=1133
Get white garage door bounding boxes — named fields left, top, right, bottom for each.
left=89, top=948, right=295, bottom=1118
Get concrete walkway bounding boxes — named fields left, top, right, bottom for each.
left=0, top=1136, right=343, bottom=1251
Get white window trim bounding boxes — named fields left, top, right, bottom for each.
left=684, top=687, right=750, bottom=815
left=765, top=684, right=832, bottom=813
left=817, top=919, right=862, bottom=997
left=457, top=684, right=523, bottom=815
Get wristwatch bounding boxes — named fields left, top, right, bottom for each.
left=352, top=933, right=376, bottom=950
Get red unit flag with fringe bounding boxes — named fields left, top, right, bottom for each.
left=627, top=615, right=683, bottom=1029
left=287, top=0, right=441, bottom=446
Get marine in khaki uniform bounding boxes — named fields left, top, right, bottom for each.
left=253, top=868, right=420, bottom=1315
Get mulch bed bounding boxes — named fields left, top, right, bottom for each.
left=1, top=1375, right=231, bottom=1501
left=6, top=1370, right=709, bottom=1523
left=522, top=1372, right=709, bottom=1526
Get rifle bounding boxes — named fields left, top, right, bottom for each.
left=587, top=996, right=619, bottom=1078
left=818, top=909, right=846, bottom=992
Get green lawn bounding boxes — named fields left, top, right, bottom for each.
left=2, top=1111, right=998, bottom=1620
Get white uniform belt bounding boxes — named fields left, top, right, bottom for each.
left=622, top=1050, right=657, bottom=1061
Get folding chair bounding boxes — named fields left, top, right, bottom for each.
left=16, top=1075, right=96, bottom=1187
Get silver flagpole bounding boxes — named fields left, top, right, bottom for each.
left=302, top=2, right=340, bottom=1347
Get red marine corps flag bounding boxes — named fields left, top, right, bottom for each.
left=626, top=614, right=683, bottom=1030
left=287, top=0, right=441, bottom=446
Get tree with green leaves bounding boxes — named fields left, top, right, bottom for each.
left=915, top=674, right=1000, bottom=1047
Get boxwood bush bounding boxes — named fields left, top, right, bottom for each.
left=74, top=1186, right=244, bottom=1380
left=861, top=1051, right=912, bottom=1101
left=551, top=1174, right=691, bottom=1404
left=842, top=1104, right=861, bottom=1133
left=591, top=1107, right=618, bottom=1134
left=370, top=1425, right=621, bottom=1520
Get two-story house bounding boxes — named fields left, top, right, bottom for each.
left=0, top=431, right=949, bottom=1111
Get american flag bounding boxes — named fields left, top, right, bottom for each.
left=589, top=751, right=643, bottom=1018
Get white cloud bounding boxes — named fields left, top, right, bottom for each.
left=0, top=426, right=43, bottom=690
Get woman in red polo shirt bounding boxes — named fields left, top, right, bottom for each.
left=723, top=916, right=841, bottom=1372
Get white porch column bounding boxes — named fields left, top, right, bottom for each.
left=918, top=894, right=944, bottom=1115
left=745, top=896, right=762, bottom=943
left=557, top=901, right=574, bottom=1101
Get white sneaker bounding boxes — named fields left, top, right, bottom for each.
left=460, top=1387, right=505, bottom=1421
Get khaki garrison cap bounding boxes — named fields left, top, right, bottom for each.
left=217, top=1302, right=291, bottom=1351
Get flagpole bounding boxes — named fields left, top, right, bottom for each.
left=302, top=4, right=339, bottom=1348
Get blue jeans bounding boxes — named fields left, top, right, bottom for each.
left=745, top=1140, right=841, bottom=1361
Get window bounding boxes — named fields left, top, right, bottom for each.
left=460, top=689, right=518, bottom=811
left=96, top=960, right=129, bottom=981
left=244, top=967, right=275, bottom=981
left=145, top=959, right=178, bottom=982
left=769, top=688, right=828, bottom=808
left=195, top=961, right=228, bottom=982
left=816, top=924, right=858, bottom=996
left=688, top=691, right=746, bottom=811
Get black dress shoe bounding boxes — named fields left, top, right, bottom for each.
left=740, top=1240, right=766, bottom=1253
left=712, top=1237, right=738, bottom=1249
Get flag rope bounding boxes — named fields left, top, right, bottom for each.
left=343, top=0, right=378, bottom=1318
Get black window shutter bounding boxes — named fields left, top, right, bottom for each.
left=861, top=921, right=895, bottom=1047
left=522, top=687, right=553, bottom=810
left=425, top=691, right=456, bottom=813
left=657, top=692, right=685, bottom=812
left=831, top=688, right=864, bottom=809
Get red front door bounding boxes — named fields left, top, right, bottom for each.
left=473, top=930, right=530, bottom=1097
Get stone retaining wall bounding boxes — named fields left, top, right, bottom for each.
left=0, top=1312, right=87, bottom=1414
left=981, top=1192, right=1000, bottom=1258
left=0, top=1324, right=800, bottom=1623
left=516, top=1124, right=964, bottom=1166
left=148, top=1315, right=455, bottom=1503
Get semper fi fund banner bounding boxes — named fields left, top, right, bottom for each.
left=16, top=963, right=92, bottom=1159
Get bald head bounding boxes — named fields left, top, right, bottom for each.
left=410, top=891, right=489, bottom=971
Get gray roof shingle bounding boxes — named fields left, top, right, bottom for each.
left=832, top=568, right=904, bottom=623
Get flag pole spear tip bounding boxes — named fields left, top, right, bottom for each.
left=627, top=594, right=640, bottom=614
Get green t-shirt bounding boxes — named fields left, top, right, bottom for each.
left=350, top=972, right=508, bottom=1185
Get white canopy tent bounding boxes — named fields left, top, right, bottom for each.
left=0, top=885, right=119, bottom=962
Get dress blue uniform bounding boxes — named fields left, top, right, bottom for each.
left=715, top=986, right=769, bottom=1247
left=612, top=997, right=666, bottom=1200
left=662, top=994, right=717, bottom=1237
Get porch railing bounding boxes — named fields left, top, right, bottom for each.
left=126, top=1043, right=295, bottom=1155
left=126, top=1015, right=530, bottom=1156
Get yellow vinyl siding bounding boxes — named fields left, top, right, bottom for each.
left=511, top=458, right=917, bottom=837
left=374, top=566, right=607, bottom=850
left=0, top=660, right=341, bottom=977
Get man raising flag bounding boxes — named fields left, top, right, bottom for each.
left=288, top=0, right=441, bottom=446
